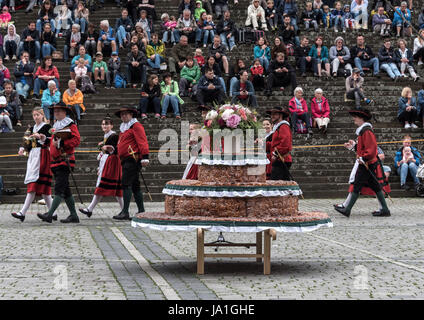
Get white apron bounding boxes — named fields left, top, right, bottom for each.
left=24, top=147, right=42, bottom=184
left=96, top=153, right=109, bottom=187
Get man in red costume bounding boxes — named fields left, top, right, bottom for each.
left=114, top=106, right=149, bottom=220
left=266, top=106, right=292, bottom=181
left=334, top=108, right=390, bottom=217
left=38, top=102, right=81, bottom=223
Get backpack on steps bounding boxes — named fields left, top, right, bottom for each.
left=114, top=73, right=127, bottom=88
left=80, top=75, right=96, bottom=94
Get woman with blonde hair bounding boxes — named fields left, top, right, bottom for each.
left=11, top=107, right=54, bottom=222
left=398, top=86, right=418, bottom=129
left=413, top=29, right=424, bottom=66
left=395, top=39, right=419, bottom=81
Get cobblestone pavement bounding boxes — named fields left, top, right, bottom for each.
left=0, top=197, right=423, bottom=300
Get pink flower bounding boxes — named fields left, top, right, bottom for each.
left=205, top=120, right=212, bottom=127
left=239, top=108, right=247, bottom=121
left=226, top=114, right=241, bottom=129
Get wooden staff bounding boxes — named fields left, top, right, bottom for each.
left=274, top=148, right=304, bottom=200
left=128, top=144, right=153, bottom=201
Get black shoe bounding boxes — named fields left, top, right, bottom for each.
left=372, top=209, right=391, bottom=217
left=37, top=212, right=52, bottom=223
left=60, top=215, right=80, bottom=223
left=334, top=205, right=351, bottom=217
left=79, top=208, right=92, bottom=218
left=113, top=212, right=131, bottom=220
left=11, top=212, right=25, bottom=222
left=52, top=215, right=57, bottom=221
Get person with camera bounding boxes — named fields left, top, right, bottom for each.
left=231, top=70, right=258, bottom=107
left=350, top=34, right=380, bottom=77
left=345, top=67, right=373, bottom=109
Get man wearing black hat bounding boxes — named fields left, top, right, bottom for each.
left=334, top=107, right=390, bottom=217
left=114, top=106, right=149, bottom=220
left=266, top=106, right=293, bottom=181
left=38, top=102, right=81, bottom=223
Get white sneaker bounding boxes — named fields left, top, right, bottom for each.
left=37, top=199, right=46, bottom=205
left=405, top=123, right=411, bottom=129
left=411, top=123, right=418, bottom=129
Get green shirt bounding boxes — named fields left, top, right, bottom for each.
left=93, top=60, right=108, bottom=73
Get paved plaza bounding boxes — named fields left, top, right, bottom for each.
left=0, top=198, right=423, bottom=300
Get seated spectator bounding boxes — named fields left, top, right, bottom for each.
left=229, top=58, right=247, bottom=97
left=13, top=51, right=35, bottom=100
left=216, top=10, right=236, bottom=51
left=201, top=14, right=216, bottom=48
left=106, top=51, right=120, bottom=89
left=295, top=36, right=315, bottom=77
left=271, top=36, right=288, bottom=60
left=179, top=55, right=201, bottom=97
left=395, top=39, right=419, bottom=81
left=351, top=34, right=380, bottom=77
left=351, top=0, right=368, bottom=29
left=174, top=9, right=198, bottom=43
left=372, top=6, right=391, bottom=36
left=289, top=86, right=312, bottom=136
left=40, top=23, right=57, bottom=58
left=146, top=33, right=165, bottom=72
left=413, top=29, right=424, bottom=67
left=131, top=23, right=149, bottom=49
left=64, top=24, right=86, bottom=63
left=194, top=48, right=205, bottom=67
left=301, top=1, right=318, bottom=31
left=74, top=57, right=89, bottom=86
left=33, top=56, right=60, bottom=99
left=129, top=33, right=146, bottom=52
left=115, top=9, right=133, bottom=50
left=346, top=67, right=373, bottom=109
left=74, top=1, right=89, bottom=34
left=313, top=0, right=324, bottom=23
left=178, top=0, right=196, bottom=17
left=310, top=88, right=330, bottom=133
left=277, top=0, right=299, bottom=30
left=63, top=79, right=85, bottom=122
left=194, top=0, right=206, bottom=21
left=279, top=14, right=299, bottom=46
left=196, top=68, right=225, bottom=109
left=41, top=80, right=60, bottom=122
left=85, top=23, right=99, bottom=57
left=1, top=80, right=22, bottom=127
left=377, top=146, right=391, bottom=179
left=331, top=1, right=345, bottom=33
left=137, top=0, right=157, bottom=21
left=330, top=36, right=352, bottom=77
left=70, top=45, right=92, bottom=79
left=309, top=36, right=330, bottom=78
left=209, top=35, right=229, bottom=75
left=0, top=96, right=14, bottom=132
left=55, top=2, right=73, bottom=37
left=250, top=58, right=265, bottom=90
left=139, top=74, right=161, bottom=119
left=394, top=135, right=421, bottom=190
left=321, top=5, right=332, bottom=29
left=417, top=85, right=424, bottom=127
left=265, top=52, right=297, bottom=97
left=398, top=86, right=418, bottom=129
left=93, top=52, right=108, bottom=85
left=214, top=0, right=231, bottom=19
left=378, top=39, right=401, bottom=81
left=231, top=70, right=258, bottom=107
left=161, top=13, right=177, bottom=46
left=419, top=9, right=424, bottom=30
left=343, top=4, right=355, bottom=31
left=18, top=21, right=40, bottom=64
left=137, top=10, right=152, bottom=41
left=265, top=0, right=278, bottom=31
left=36, top=1, right=56, bottom=34
left=160, top=72, right=183, bottom=119
left=0, top=6, right=11, bottom=30
left=201, top=55, right=226, bottom=92
left=3, top=24, right=20, bottom=61
left=168, top=35, right=192, bottom=74
left=393, top=2, right=412, bottom=37
left=254, top=36, right=271, bottom=72
left=97, top=20, right=117, bottom=57
left=126, top=43, right=147, bottom=87
left=0, top=57, right=10, bottom=88
left=246, top=0, right=268, bottom=31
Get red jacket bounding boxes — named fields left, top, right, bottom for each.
left=250, top=65, right=264, bottom=76
left=35, top=66, right=60, bottom=80
left=50, top=123, right=80, bottom=169
left=310, top=96, right=330, bottom=119
left=270, top=122, right=292, bottom=163
left=117, top=122, right=149, bottom=161
left=357, top=128, right=378, bottom=165
left=288, top=97, right=308, bottom=115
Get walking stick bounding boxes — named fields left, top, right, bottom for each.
left=274, top=148, right=304, bottom=200
left=128, top=145, right=153, bottom=201
left=65, top=157, right=84, bottom=204
left=363, top=162, right=394, bottom=204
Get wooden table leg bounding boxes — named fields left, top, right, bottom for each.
left=256, top=232, right=262, bottom=262
left=263, top=230, right=271, bottom=275
left=197, top=228, right=205, bottom=275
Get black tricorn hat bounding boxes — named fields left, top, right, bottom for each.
left=266, top=106, right=290, bottom=117
left=49, top=102, right=75, bottom=116
left=114, top=105, right=138, bottom=118
left=348, top=107, right=372, bottom=121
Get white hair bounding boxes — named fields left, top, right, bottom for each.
left=100, top=20, right=109, bottom=28
left=48, top=80, right=56, bottom=88
left=294, top=87, right=303, bottom=94
left=161, top=13, right=169, bottom=20
left=315, top=88, right=323, bottom=94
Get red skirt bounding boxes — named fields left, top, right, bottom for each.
left=186, top=163, right=199, bottom=180
left=94, top=154, right=123, bottom=197
left=348, top=161, right=391, bottom=196
left=27, top=148, right=52, bottom=196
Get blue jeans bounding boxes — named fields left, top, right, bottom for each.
left=258, top=57, right=269, bottom=72
left=220, top=33, right=235, bottom=51
left=397, top=162, right=419, bottom=185
left=218, top=77, right=226, bottom=94
left=15, top=82, right=30, bottom=98
left=333, top=16, right=345, bottom=29
left=161, top=95, right=180, bottom=116
left=229, top=76, right=238, bottom=97
left=41, top=43, right=56, bottom=58
left=75, top=17, right=88, bottom=34
left=381, top=62, right=401, bottom=79
left=36, top=19, right=56, bottom=33
left=203, top=29, right=215, bottom=45
left=42, top=104, right=53, bottom=120
left=34, top=78, right=59, bottom=96
left=18, top=41, right=40, bottom=60
left=147, top=54, right=165, bottom=69
left=162, top=30, right=175, bottom=44
left=116, top=25, right=127, bottom=46
left=354, top=57, right=379, bottom=75
left=71, top=104, right=82, bottom=120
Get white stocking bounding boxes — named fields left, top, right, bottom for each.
left=20, top=192, right=36, bottom=215
left=343, top=193, right=352, bottom=207
left=116, top=196, right=124, bottom=209
left=87, top=194, right=102, bottom=212
left=42, top=194, right=53, bottom=210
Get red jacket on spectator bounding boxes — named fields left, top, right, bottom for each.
left=35, top=66, right=60, bottom=80
left=288, top=97, right=308, bottom=116
left=310, top=96, right=330, bottom=119
left=250, top=65, right=264, bottom=76
left=194, top=55, right=205, bottom=67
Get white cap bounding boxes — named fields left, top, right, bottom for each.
left=0, top=96, right=7, bottom=105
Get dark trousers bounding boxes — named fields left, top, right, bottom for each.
left=413, top=47, right=424, bottom=62
left=398, top=109, right=418, bottom=124
left=121, top=157, right=141, bottom=193
left=251, top=75, right=265, bottom=90
left=353, top=163, right=381, bottom=194
left=5, top=41, right=17, bottom=57
left=291, top=112, right=311, bottom=130
left=346, top=88, right=365, bottom=109
left=297, top=57, right=317, bottom=74
left=52, top=165, right=72, bottom=198
left=139, top=96, right=161, bottom=114
left=266, top=71, right=297, bottom=94
left=197, top=88, right=225, bottom=106
left=271, top=161, right=292, bottom=181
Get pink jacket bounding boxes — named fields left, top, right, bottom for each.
left=289, top=97, right=308, bottom=115
left=311, top=96, right=330, bottom=119
left=0, top=12, right=11, bottom=24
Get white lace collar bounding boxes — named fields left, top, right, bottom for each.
left=265, top=120, right=290, bottom=140
left=104, top=130, right=116, bottom=139
left=355, top=122, right=372, bottom=136
left=33, top=122, right=46, bottom=133
left=120, top=118, right=138, bottom=133
left=53, top=117, right=73, bottom=130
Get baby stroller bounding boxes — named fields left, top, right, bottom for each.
left=416, top=164, right=424, bottom=197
